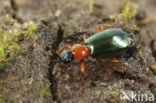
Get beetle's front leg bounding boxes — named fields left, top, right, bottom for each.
left=80, top=60, right=86, bottom=87
left=56, top=45, right=71, bottom=55
left=96, top=24, right=115, bottom=33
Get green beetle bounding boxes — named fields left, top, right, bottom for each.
left=57, top=28, right=134, bottom=86
left=85, top=28, right=133, bottom=58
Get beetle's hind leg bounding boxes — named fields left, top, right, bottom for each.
left=110, top=58, right=124, bottom=66
left=96, top=59, right=139, bottom=79
left=132, top=33, right=148, bottom=73
left=97, top=59, right=125, bottom=74
left=136, top=46, right=148, bottom=73
left=109, top=58, right=125, bottom=69
left=135, top=17, right=156, bottom=25
left=96, top=24, right=115, bottom=33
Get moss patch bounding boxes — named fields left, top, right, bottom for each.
left=119, top=3, right=137, bottom=23
left=40, top=86, right=48, bottom=97
left=0, top=30, right=20, bottom=68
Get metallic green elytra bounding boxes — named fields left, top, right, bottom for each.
left=84, top=28, right=133, bottom=58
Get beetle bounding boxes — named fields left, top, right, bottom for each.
left=57, top=25, right=135, bottom=86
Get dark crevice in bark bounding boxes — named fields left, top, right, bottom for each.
left=48, top=25, right=63, bottom=103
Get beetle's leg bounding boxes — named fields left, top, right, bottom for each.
left=96, top=24, right=115, bottom=33
left=96, top=59, right=139, bottom=79
left=109, top=58, right=124, bottom=70
left=97, top=59, right=125, bottom=74
left=136, top=46, right=148, bottom=73
left=80, top=60, right=86, bottom=87
left=83, top=35, right=89, bottom=41
left=110, top=58, right=124, bottom=66
left=56, top=45, right=71, bottom=55
left=135, top=17, right=156, bottom=25
left=109, top=58, right=133, bottom=71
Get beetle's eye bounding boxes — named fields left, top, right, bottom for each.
left=60, top=50, right=74, bottom=63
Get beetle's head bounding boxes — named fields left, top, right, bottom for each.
left=60, top=50, right=74, bottom=63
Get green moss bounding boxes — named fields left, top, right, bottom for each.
left=9, top=98, right=14, bottom=103
left=0, top=92, right=6, bottom=99
left=89, top=0, right=94, bottom=13
left=109, top=15, right=116, bottom=22
left=89, top=0, right=103, bottom=13
left=0, top=30, right=20, bottom=68
left=40, top=86, right=48, bottom=97
left=23, top=24, right=37, bottom=38
left=119, top=3, right=137, bottom=23
left=4, top=14, right=14, bottom=24
left=132, top=25, right=138, bottom=31
left=0, top=24, right=37, bottom=69
left=29, top=85, right=34, bottom=91
left=0, top=87, right=3, bottom=91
